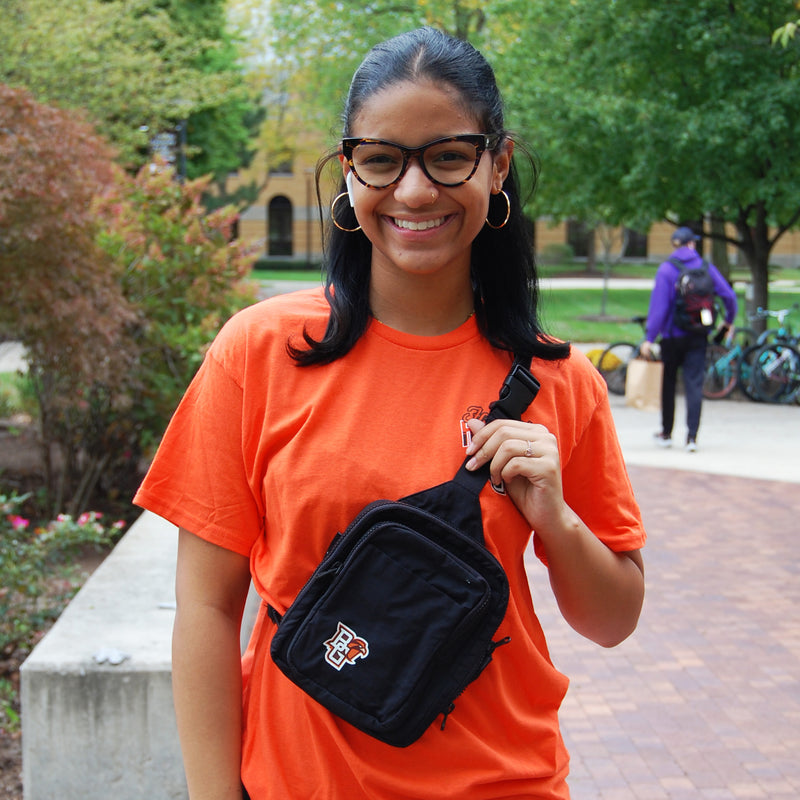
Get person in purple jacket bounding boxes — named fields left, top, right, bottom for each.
left=639, top=227, right=738, bottom=452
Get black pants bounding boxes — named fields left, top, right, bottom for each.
left=659, top=334, right=707, bottom=441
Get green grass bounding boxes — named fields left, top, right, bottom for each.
left=252, top=263, right=799, bottom=344
left=540, top=287, right=800, bottom=343
left=539, top=288, right=650, bottom=343
left=252, top=268, right=323, bottom=281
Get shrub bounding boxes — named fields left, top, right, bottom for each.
left=0, top=494, right=125, bottom=656
left=93, top=162, right=258, bottom=468
left=0, top=492, right=126, bottom=732
left=2, top=85, right=258, bottom=517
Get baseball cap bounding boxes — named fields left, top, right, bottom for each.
left=671, top=226, right=701, bottom=245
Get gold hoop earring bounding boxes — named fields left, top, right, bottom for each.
left=485, top=190, right=511, bottom=230
left=330, top=192, right=361, bottom=232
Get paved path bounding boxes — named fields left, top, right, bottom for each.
left=545, top=391, right=800, bottom=798
left=531, top=464, right=799, bottom=799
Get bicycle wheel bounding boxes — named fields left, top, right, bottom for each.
left=703, top=343, right=738, bottom=399
left=597, top=342, right=637, bottom=395
left=750, top=344, right=800, bottom=403
left=737, top=344, right=762, bottom=401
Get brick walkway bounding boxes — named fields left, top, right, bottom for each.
left=527, top=466, right=800, bottom=799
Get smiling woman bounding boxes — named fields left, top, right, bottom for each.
left=133, top=26, right=646, bottom=800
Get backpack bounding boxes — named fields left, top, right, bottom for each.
left=269, top=359, right=539, bottom=747
left=670, top=257, right=718, bottom=334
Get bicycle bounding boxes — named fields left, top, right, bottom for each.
left=751, top=303, right=799, bottom=348
left=740, top=305, right=799, bottom=403
left=702, top=326, right=758, bottom=400
left=702, top=305, right=800, bottom=401
left=596, top=315, right=648, bottom=396
left=748, top=342, right=800, bottom=403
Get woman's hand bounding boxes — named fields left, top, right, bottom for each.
left=464, top=417, right=644, bottom=647
left=465, top=417, right=567, bottom=536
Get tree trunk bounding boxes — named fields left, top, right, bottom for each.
left=735, top=204, right=771, bottom=334
left=708, top=213, right=730, bottom=279
left=586, top=228, right=597, bottom=273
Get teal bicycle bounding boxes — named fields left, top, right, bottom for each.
left=703, top=304, right=800, bottom=401
left=745, top=305, right=799, bottom=403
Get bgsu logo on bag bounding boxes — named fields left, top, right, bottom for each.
left=324, top=622, right=370, bottom=670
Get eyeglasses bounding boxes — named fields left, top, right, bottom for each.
left=341, top=134, right=501, bottom=189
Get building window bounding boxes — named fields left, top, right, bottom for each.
left=268, top=159, right=293, bottom=175
left=268, top=196, right=293, bottom=256
left=624, top=228, right=648, bottom=258
left=566, top=219, right=592, bottom=258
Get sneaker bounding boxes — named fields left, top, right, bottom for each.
left=653, top=432, right=672, bottom=448
left=686, top=438, right=698, bottom=453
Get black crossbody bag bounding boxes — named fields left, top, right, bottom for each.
left=268, top=359, right=540, bottom=747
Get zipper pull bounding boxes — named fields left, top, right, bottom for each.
left=489, top=636, right=511, bottom=655
left=440, top=702, right=456, bottom=730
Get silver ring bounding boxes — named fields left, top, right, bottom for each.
left=524, top=441, right=534, bottom=457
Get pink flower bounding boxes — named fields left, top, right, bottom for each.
left=9, top=515, right=29, bottom=531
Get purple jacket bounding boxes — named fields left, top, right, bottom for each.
left=645, top=246, right=738, bottom=342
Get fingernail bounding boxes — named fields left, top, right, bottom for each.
left=465, top=457, right=477, bottom=471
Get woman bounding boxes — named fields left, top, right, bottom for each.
left=135, top=27, right=646, bottom=800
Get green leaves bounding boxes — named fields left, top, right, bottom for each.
left=1, top=83, right=257, bottom=515
left=1, top=0, right=260, bottom=180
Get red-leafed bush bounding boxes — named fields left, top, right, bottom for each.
left=1, top=85, right=256, bottom=516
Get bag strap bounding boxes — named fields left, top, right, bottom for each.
left=452, top=357, right=539, bottom=496
left=669, top=256, right=708, bottom=275
left=399, top=356, right=539, bottom=542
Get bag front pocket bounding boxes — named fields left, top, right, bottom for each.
left=283, top=522, right=491, bottom=723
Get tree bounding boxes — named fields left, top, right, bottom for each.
left=94, top=162, right=258, bottom=467
left=1, top=84, right=257, bottom=515
left=233, top=0, right=800, bottom=325
left=0, top=84, right=136, bottom=512
left=229, top=0, right=496, bottom=188
left=773, top=18, right=799, bottom=46
left=1, top=0, right=261, bottom=191
left=500, top=0, right=800, bottom=321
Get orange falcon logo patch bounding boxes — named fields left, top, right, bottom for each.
left=324, top=622, right=370, bottom=670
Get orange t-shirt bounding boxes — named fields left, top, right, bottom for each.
left=134, top=288, right=645, bottom=800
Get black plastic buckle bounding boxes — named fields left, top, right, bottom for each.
left=487, top=361, right=540, bottom=422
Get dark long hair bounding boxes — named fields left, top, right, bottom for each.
left=289, top=27, right=569, bottom=365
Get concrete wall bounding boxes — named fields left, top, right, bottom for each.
left=21, top=512, right=187, bottom=800
left=21, top=511, right=262, bottom=800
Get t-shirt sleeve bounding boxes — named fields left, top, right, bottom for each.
left=532, top=362, right=646, bottom=564
left=133, top=348, right=263, bottom=557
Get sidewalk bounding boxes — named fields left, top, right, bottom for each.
left=531, top=458, right=799, bottom=798
left=541, top=390, right=800, bottom=798
left=606, top=389, right=799, bottom=484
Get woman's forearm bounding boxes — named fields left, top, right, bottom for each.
left=173, top=603, right=246, bottom=800
left=173, top=529, right=252, bottom=800
left=538, top=506, right=644, bottom=647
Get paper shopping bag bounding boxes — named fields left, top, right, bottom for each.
left=624, top=358, right=663, bottom=411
